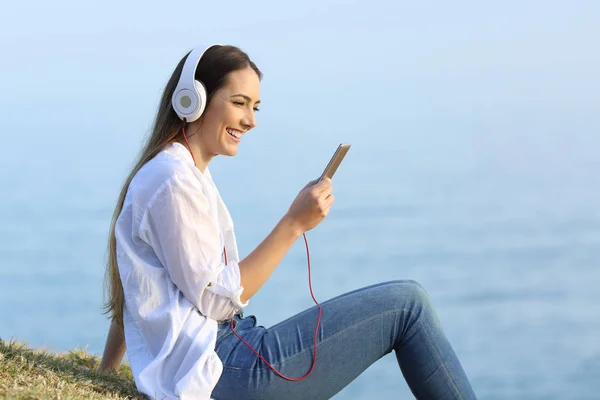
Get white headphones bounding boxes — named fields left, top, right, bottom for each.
left=171, top=44, right=220, bottom=122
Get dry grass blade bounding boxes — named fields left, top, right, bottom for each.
left=0, top=338, right=146, bottom=400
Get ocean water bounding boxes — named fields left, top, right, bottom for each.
left=1, top=117, right=598, bottom=399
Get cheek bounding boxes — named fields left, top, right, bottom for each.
left=223, top=105, right=240, bottom=124
left=215, top=103, right=236, bottom=126
left=202, top=105, right=226, bottom=133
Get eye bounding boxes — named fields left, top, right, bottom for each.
left=233, top=101, right=245, bottom=106
left=253, top=107, right=260, bottom=112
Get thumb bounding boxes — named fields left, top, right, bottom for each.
left=303, top=179, right=319, bottom=190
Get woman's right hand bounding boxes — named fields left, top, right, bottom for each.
left=285, top=178, right=335, bottom=234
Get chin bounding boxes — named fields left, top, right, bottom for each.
left=223, top=146, right=239, bottom=157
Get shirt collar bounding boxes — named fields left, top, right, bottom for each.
left=168, top=142, right=195, bottom=166
left=167, top=142, right=212, bottom=178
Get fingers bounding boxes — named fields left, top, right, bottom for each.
left=322, top=194, right=335, bottom=215
left=313, top=177, right=332, bottom=194
left=315, top=179, right=333, bottom=204
left=303, top=177, right=332, bottom=193
left=318, top=191, right=335, bottom=208
left=310, top=185, right=333, bottom=209
left=325, top=193, right=335, bottom=207
left=303, top=179, right=319, bottom=190
left=319, top=177, right=332, bottom=187
left=302, top=176, right=335, bottom=212
left=318, top=184, right=333, bottom=198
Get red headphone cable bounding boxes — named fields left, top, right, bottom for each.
left=181, top=122, right=322, bottom=381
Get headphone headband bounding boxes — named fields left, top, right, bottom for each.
left=171, top=44, right=220, bottom=122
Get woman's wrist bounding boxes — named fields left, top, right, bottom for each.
left=281, top=213, right=304, bottom=239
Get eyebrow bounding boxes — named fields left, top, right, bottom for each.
left=231, top=93, right=261, bottom=104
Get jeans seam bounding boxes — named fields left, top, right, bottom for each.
left=222, top=308, right=411, bottom=372
left=216, top=331, right=234, bottom=347
left=417, top=318, right=464, bottom=400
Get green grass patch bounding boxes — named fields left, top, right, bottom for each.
left=0, top=338, right=146, bottom=399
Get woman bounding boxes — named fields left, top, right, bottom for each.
left=99, top=44, right=477, bottom=399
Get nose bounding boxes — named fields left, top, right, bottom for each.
left=241, top=109, right=257, bottom=131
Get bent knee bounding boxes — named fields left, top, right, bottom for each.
left=383, top=280, right=433, bottom=310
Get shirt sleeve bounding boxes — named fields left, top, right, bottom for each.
left=138, top=173, right=248, bottom=322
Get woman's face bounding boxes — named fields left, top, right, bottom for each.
left=193, top=66, right=261, bottom=160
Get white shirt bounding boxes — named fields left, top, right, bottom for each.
left=115, top=142, right=248, bottom=399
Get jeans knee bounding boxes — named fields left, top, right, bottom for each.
left=386, top=280, right=433, bottom=312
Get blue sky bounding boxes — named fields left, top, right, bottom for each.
left=1, top=0, right=599, bottom=235
left=2, top=1, right=598, bottom=123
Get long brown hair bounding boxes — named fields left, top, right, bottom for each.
left=103, top=45, right=262, bottom=327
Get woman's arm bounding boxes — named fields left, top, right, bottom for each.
left=97, top=319, right=126, bottom=372
left=238, top=178, right=334, bottom=303
left=238, top=215, right=302, bottom=303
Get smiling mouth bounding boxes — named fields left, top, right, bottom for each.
left=226, top=128, right=243, bottom=140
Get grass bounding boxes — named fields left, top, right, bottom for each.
left=0, top=338, right=146, bottom=399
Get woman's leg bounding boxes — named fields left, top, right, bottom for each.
left=212, top=280, right=476, bottom=400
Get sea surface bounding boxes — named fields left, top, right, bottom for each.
left=1, top=118, right=598, bottom=399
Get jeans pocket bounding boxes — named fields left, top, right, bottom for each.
left=217, top=325, right=265, bottom=371
left=216, top=315, right=243, bottom=346
left=216, top=329, right=234, bottom=347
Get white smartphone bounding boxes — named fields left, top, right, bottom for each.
left=318, top=143, right=351, bottom=182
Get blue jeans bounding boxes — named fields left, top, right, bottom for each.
left=212, top=280, right=477, bottom=400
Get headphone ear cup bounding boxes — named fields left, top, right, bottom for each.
left=194, top=79, right=207, bottom=119
left=171, top=79, right=207, bottom=122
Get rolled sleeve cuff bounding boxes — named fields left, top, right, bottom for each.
left=206, top=260, right=248, bottom=311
